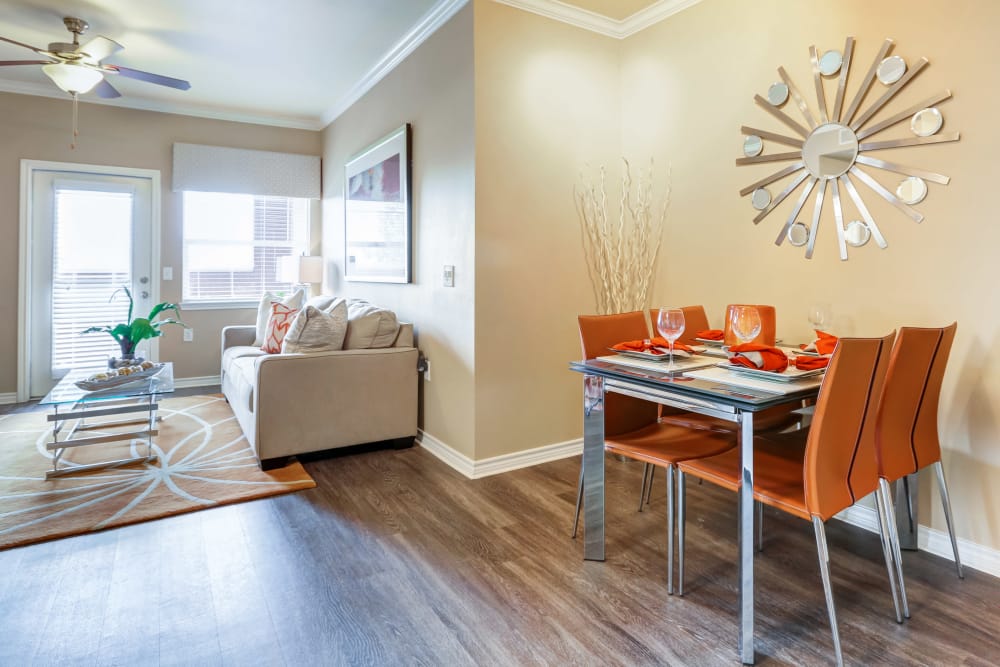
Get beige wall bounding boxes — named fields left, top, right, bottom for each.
left=0, top=92, right=320, bottom=392
left=473, top=0, right=620, bottom=458
left=620, top=0, right=1000, bottom=550
left=320, top=6, right=476, bottom=455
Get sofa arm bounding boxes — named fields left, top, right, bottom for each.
left=222, top=325, right=256, bottom=352
left=253, top=347, right=418, bottom=460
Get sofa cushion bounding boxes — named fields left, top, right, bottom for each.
left=229, top=356, right=258, bottom=390
left=261, top=302, right=299, bottom=353
left=304, top=294, right=339, bottom=311
left=344, top=301, right=400, bottom=349
left=222, top=346, right=267, bottom=371
left=254, top=289, right=304, bottom=347
left=282, top=300, right=348, bottom=353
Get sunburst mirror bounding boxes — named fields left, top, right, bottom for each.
left=736, top=37, right=959, bottom=260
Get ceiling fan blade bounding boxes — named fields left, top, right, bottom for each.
left=93, top=78, right=121, bottom=99
left=80, top=36, right=123, bottom=64
left=0, top=60, right=51, bottom=66
left=107, top=65, right=190, bottom=91
left=0, top=35, right=45, bottom=54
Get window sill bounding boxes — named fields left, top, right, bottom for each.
left=179, top=301, right=258, bottom=311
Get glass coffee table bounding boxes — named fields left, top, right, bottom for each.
left=39, top=363, right=174, bottom=479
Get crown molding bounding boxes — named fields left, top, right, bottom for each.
left=492, top=0, right=703, bottom=39
left=320, top=0, right=470, bottom=128
left=0, top=78, right=323, bottom=131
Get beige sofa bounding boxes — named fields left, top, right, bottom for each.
left=221, top=310, right=418, bottom=469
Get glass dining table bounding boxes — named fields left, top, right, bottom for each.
left=569, top=356, right=822, bottom=665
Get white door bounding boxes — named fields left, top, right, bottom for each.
left=27, top=168, right=156, bottom=398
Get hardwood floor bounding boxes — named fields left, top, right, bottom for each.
left=1, top=439, right=998, bottom=665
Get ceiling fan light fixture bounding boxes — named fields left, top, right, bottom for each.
left=42, top=63, right=102, bottom=94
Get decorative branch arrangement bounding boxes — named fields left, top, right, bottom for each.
left=575, top=158, right=670, bottom=315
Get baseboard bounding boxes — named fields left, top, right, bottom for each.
left=416, top=431, right=582, bottom=480
left=0, top=392, right=17, bottom=405
left=173, top=375, right=221, bottom=390
left=835, top=503, right=1000, bottom=578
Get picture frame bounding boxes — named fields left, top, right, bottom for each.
left=344, top=123, right=412, bottom=283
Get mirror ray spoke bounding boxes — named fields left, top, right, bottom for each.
left=854, top=155, right=949, bottom=185
left=840, top=174, right=889, bottom=248
left=830, top=179, right=849, bottom=259
left=740, top=126, right=803, bottom=148
left=856, top=90, right=951, bottom=140
left=832, top=37, right=855, bottom=122
left=739, top=162, right=805, bottom=197
left=774, top=178, right=817, bottom=244
left=753, top=171, right=810, bottom=224
left=851, top=58, right=929, bottom=131
left=805, top=180, right=827, bottom=258
left=859, top=132, right=959, bottom=151
left=849, top=166, right=923, bottom=223
left=810, top=46, right=829, bottom=124
left=842, top=39, right=894, bottom=126
left=778, top=67, right=817, bottom=129
left=754, top=94, right=810, bottom=137
left=735, top=151, right=802, bottom=166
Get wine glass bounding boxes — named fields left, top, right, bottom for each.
left=807, top=303, right=831, bottom=331
left=730, top=305, right=762, bottom=345
left=657, top=308, right=686, bottom=370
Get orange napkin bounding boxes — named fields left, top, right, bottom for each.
left=613, top=338, right=695, bottom=355
left=728, top=343, right=789, bottom=372
left=801, top=330, right=839, bottom=355
left=795, top=356, right=830, bottom=371
left=697, top=329, right=724, bottom=341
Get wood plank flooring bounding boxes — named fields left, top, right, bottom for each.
left=1, top=436, right=998, bottom=665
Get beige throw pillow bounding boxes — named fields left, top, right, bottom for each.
left=281, top=299, right=348, bottom=353
left=254, top=289, right=304, bottom=347
left=344, top=301, right=400, bottom=349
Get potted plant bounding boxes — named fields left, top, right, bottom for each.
left=81, top=287, right=187, bottom=367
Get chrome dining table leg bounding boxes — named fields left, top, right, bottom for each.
left=739, top=410, right=756, bottom=664
left=582, top=374, right=606, bottom=561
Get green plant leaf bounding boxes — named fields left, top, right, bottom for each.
left=110, top=286, right=134, bottom=325
left=147, top=302, right=182, bottom=321
left=80, top=325, right=112, bottom=335
left=111, top=323, right=131, bottom=339
left=128, top=318, right=157, bottom=343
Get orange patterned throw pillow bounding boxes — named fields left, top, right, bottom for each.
left=261, top=302, right=299, bottom=353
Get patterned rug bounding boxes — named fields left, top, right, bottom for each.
left=0, top=394, right=315, bottom=550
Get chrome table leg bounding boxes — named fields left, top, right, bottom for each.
left=739, top=411, right=755, bottom=664
left=582, top=374, right=606, bottom=561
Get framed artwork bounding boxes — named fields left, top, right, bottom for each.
left=344, top=123, right=412, bottom=283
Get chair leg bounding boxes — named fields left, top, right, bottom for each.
left=874, top=486, right=904, bottom=623
left=812, top=516, right=844, bottom=667
left=754, top=500, right=764, bottom=552
left=639, top=463, right=651, bottom=512
left=646, top=466, right=656, bottom=505
left=666, top=463, right=675, bottom=595
left=678, top=469, right=686, bottom=597
left=879, top=478, right=910, bottom=619
left=934, top=461, right=965, bottom=579
left=572, top=461, right=584, bottom=538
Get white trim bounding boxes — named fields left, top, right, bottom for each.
left=835, top=503, right=1000, bottom=578
left=417, top=430, right=582, bottom=479
left=173, top=375, right=221, bottom=390
left=491, top=0, right=703, bottom=39
left=320, top=0, right=470, bottom=127
left=18, top=160, right=162, bottom=403
left=0, top=79, right=323, bottom=131
left=0, top=393, right=17, bottom=406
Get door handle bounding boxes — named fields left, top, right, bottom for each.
left=141, top=291, right=149, bottom=299
left=139, top=276, right=149, bottom=284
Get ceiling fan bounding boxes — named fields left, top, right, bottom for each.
left=0, top=16, right=190, bottom=98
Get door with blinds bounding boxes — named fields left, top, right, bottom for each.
left=28, top=169, right=154, bottom=398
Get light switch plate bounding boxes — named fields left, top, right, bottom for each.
left=443, top=265, right=455, bottom=287
left=162, top=266, right=173, bottom=281
left=183, top=328, right=193, bottom=342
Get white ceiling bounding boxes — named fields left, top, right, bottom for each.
left=0, top=0, right=455, bottom=130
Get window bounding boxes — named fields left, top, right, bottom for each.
left=182, top=192, right=309, bottom=305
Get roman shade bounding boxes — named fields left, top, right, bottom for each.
left=172, top=143, right=321, bottom=199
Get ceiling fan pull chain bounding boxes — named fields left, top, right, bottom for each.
left=70, top=92, right=78, bottom=150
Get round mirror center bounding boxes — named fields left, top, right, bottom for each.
left=802, top=123, right=859, bottom=179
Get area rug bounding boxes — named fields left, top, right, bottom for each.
left=0, top=394, right=315, bottom=550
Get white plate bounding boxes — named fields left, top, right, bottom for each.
left=684, top=367, right=825, bottom=395
left=694, top=337, right=726, bottom=347
left=716, top=361, right=825, bottom=382
left=610, top=345, right=705, bottom=361
left=597, top=354, right=718, bottom=374
left=75, top=364, right=165, bottom=391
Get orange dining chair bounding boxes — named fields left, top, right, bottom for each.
left=874, top=323, right=962, bottom=618
left=676, top=334, right=901, bottom=666
left=573, top=311, right=736, bottom=593
left=723, top=304, right=777, bottom=346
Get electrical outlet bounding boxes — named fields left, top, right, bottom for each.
left=183, top=328, right=193, bottom=342
left=423, top=358, right=431, bottom=382
left=443, top=265, right=455, bottom=288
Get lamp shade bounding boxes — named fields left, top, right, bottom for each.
left=42, top=63, right=103, bottom=94
left=278, top=255, right=323, bottom=284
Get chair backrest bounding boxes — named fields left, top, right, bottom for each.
left=578, top=311, right=658, bottom=436
left=723, top=304, right=777, bottom=346
left=648, top=305, right=710, bottom=345
left=803, top=332, right=895, bottom=521
left=875, top=323, right=957, bottom=482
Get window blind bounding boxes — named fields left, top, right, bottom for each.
left=172, top=143, right=321, bottom=199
